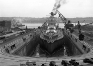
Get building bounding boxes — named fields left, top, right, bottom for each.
left=0, top=18, right=25, bottom=32
left=0, top=20, right=11, bottom=28
left=0, top=20, right=11, bottom=32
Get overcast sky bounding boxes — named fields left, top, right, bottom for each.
left=0, top=0, right=93, bottom=18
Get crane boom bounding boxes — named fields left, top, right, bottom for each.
left=50, top=10, right=67, bottom=25
left=56, top=10, right=67, bottom=24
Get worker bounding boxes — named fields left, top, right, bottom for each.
left=79, top=32, right=84, bottom=41
left=77, top=21, right=81, bottom=34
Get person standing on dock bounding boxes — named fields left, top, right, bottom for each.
left=77, top=21, right=81, bottom=34
left=77, top=21, right=85, bottom=41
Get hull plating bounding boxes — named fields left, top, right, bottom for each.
left=39, top=37, right=65, bottom=54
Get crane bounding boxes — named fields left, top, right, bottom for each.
left=50, top=10, right=67, bottom=25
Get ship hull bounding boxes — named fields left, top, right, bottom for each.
left=39, top=37, right=65, bottom=54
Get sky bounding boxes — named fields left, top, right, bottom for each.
left=0, top=0, right=93, bottom=18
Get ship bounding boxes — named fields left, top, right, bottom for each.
left=39, top=16, right=64, bottom=54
